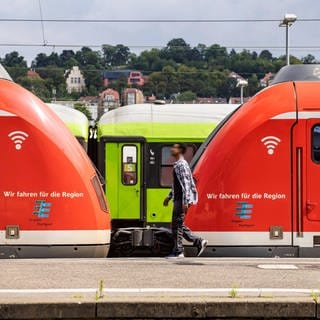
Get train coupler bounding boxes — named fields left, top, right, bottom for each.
left=110, top=227, right=173, bottom=257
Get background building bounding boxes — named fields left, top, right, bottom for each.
left=260, top=72, right=275, bottom=87
left=65, top=66, right=86, bottom=94
left=123, top=88, right=144, bottom=106
left=78, top=96, right=100, bottom=120
left=99, top=88, right=120, bottom=115
left=103, top=70, right=144, bottom=87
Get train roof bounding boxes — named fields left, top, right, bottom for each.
left=47, top=103, right=89, bottom=140
left=0, top=64, right=12, bottom=81
left=98, top=103, right=239, bottom=141
left=272, top=64, right=320, bottom=85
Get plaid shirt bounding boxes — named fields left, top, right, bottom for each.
left=168, top=157, right=198, bottom=205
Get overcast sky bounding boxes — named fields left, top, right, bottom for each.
left=1, top=0, right=319, bottom=65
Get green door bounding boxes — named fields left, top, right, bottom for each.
left=105, top=142, right=141, bottom=221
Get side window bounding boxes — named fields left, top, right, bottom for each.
left=312, top=125, right=320, bottom=163
left=122, top=145, right=137, bottom=185
left=160, top=145, right=196, bottom=187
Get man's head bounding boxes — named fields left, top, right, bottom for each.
left=171, top=143, right=187, bottom=157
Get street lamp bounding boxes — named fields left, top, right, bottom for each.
left=52, top=87, right=56, bottom=102
left=236, top=79, right=248, bottom=104
left=279, top=13, right=297, bottom=65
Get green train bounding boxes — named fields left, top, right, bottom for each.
left=96, top=103, right=238, bottom=256
left=47, top=103, right=89, bottom=150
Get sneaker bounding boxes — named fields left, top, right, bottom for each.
left=197, top=239, right=208, bottom=257
left=166, top=252, right=185, bottom=259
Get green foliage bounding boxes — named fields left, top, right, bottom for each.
left=311, top=290, right=320, bottom=303
left=2, top=51, right=28, bottom=80
left=16, top=76, right=51, bottom=101
left=112, top=77, right=129, bottom=94
left=1, top=38, right=315, bottom=102
left=229, top=286, right=238, bottom=298
left=177, top=91, right=197, bottom=102
left=102, top=44, right=131, bottom=67
left=95, top=280, right=104, bottom=301
left=302, top=54, right=316, bottom=64
left=74, top=103, right=92, bottom=120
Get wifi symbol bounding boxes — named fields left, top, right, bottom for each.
left=8, top=131, right=29, bottom=150
left=261, top=136, right=281, bottom=155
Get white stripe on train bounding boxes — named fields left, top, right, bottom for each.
left=0, top=230, right=110, bottom=245
left=187, top=232, right=317, bottom=248
left=272, top=111, right=320, bottom=119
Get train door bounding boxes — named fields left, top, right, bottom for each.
left=306, top=121, right=320, bottom=222
left=105, top=142, right=142, bottom=223
left=293, top=119, right=320, bottom=251
left=146, top=143, right=199, bottom=226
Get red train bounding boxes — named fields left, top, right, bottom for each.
left=186, top=65, right=320, bottom=257
left=0, top=70, right=111, bottom=258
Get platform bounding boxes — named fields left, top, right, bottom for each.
left=1, top=258, right=320, bottom=319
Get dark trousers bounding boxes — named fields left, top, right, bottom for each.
left=171, top=200, right=202, bottom=254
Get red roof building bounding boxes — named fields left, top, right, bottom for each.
left=27, top=69, right=41, bottom=79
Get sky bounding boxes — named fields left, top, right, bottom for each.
left=1, top=0, right=319, bottom=65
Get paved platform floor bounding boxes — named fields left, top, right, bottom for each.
left=1, top=258, right=320, bottom=319
left=0, top=257, right=320, bottom=294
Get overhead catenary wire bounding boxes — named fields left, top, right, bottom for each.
left=0, top=43, right=319, bottom=50
left=37, top=0, right=47, bottom=46
left=0, top=13, right=319, bottom=53
left=0, top=18, right=319, bottom=23
left=0, top=66, right=302, bottom=76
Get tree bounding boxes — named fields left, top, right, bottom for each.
left=248, top=74, right=259, bottom=96
left=59, top=50, right=76, bottom=67
left=161, top=38, right=191, bottom=64
left=220, top=77, right=238, bottom=100
left=145, top=72, right=167, bottom=98
left=16, top=76, right=51, bottom=101
left=112, top=77, right=128, bottom=94
left=75, top=47, right=102, bottom=67
left=102, top=44, right=131, bottom=66
left=74, top=103, right=92, bottom=120
left=36, top=65, right=66, bottom=98
left=259, top=50, right=273, bottom=60
left=5, top=40, right=318, bottom=102
left=2, top=51, right=27, bottom=80
left=205, top=44, right=228, bottom=69
left=82, top=66, right=103, bottom=94
left=113, top=45, right=131, bottom=66
left=102, top=45, right=116, bottom=67
left=176, top=91, right=197, bottom=102
left=32, top=52, right=60, bottom=68
left=302, top=54, right=317, bottom=64
left=37, top=65, right=64, bottom=87
left=162, top=66, right=180, bottom=95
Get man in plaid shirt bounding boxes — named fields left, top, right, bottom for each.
left=163, top=143, right=208, bottom=259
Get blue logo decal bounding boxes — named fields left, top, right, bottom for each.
left=33, top=200, right=52, bottom=218
left=235, top=202, right=253, bottom=220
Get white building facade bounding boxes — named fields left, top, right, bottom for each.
left=65, top=66, right=86, bottom=94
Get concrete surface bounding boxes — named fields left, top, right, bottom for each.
left=1, top=258, right=320, bottom=318
left=1, top=257, right=320, bottom=290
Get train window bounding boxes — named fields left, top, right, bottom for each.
left=91, top=175, right=108, bottom=212
left=122, top=145, right=137, bottom=185
left=160, top=145, right=196, bottom=187
left=312, top=125, right=320, bottom=163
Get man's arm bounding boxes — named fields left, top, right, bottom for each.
left=163, top=187, right=173, bottom=207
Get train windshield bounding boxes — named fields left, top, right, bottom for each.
left=190, top=105, right=241, bottom=170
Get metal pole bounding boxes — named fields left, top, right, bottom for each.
left=240, top=85, right=244, bottom=104
left=286, top=24, right=290, bottom=65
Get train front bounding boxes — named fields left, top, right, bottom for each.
left=186, top=65, right=320, bottom=257
left=0, top=68, right=111, bottom=258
